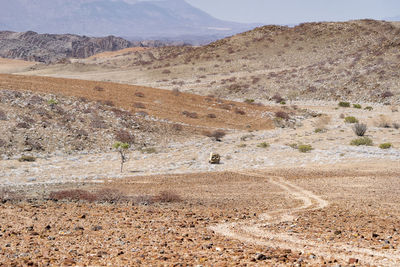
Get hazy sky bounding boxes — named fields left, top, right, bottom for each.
left=185, top=0, right=400, bottom=25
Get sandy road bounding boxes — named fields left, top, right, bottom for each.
left=210, top=171, right=400, bottom=266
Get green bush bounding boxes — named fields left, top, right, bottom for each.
left=314, top=128, right=324, bottom=133
left=364, top=106, right=373, bottom=111
left=298, top=144, right=313, bottom=153
left=18, top=155, right=36, bottom=162
left=244, top=99, right=255, bottom=104
left=344, top=116, right=359, bottom=123
left=338, top=101, right=350, bottom=107
left=280, top=101, right=286, bottom=105
left=353, top=104, right=362, bottom=109
left=257, top=142, right=270, bottom=148
left=379, top=143, right=392, bottom=149
left=350, top=137, right=373, bottom=146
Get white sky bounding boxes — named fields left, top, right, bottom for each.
left=185, top=0, right=400, bottom=24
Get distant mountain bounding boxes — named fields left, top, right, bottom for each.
left=0, top=31, right=133, bottom=63
left=384, top=15, right=400, bottom=21
left=0, top=0, right=258, bottom=39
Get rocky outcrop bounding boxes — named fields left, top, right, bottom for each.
left=0, top=31, right=133, bottom=63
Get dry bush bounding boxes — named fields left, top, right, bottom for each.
left=234, top=108, right=246, bottom=115
left=375, top=115, right=392, bottom=128
left=382, top=91, right=394, bottom=98
left=115, top=130, right=135, bottom=144
left=93, top=86, right=104, bottom=92
left=203, top=130, right=226, bottom=141
left=111, top=108, right=133, bottom=119
left=49, top=189, right=97, bottom=202
left=133, top=102, right=146, bottom=109
left=219, top=103, right=232, bottom=110
left=16, top=122, right=31, bottom=129
left=172, top=123, right=183, bottom=131
left=0, top=189, right=21, bottom=203
left=102, top=100, right=114, bottom=107
left=162, top=69, right=171, bottom=74
left=182, top=111, right=198, bottom=119
left=153, top=190, right=182, bottom=203
left=272, top=93, right=284, bottom=103
left=275, top=111, right=290, bottom=120
left=90, top=118, right=107, bottom=129
left=135, top=92, right=145, bottom=98
left=0, top=109, right=7, bottom=120
left=207, top=113, right=217, bottom=119
left=172, top=88, right=180, bottom=96
left=352, top=123, right=367, bottom=136
left=96, top=188, right=126, bottom=203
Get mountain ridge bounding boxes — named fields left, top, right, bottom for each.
left=0, top=0, right=257, bottom=39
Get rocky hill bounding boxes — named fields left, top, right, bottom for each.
left=0, top=31, right=134, bottom=63
left=37, top=19, right=399, bottom=103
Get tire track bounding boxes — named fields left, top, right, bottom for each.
left=210, top=171, right=400, bottom=266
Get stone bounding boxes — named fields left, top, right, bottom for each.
left=255, top=253, right=267, bottom=261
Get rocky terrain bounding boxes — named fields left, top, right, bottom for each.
left=1, top=18, right=400, bottom=266
left=0, top=31, right=133, bottom=63
left=21, top=19, right=400, bottom=103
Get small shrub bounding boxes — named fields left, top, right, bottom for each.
left=140, top=147, right=157, bottom=154
left=393, top=123, right=400, bottom=129
left=172, top=88, right=180, bottom=96
left=257, top=142, right=270, bottom=148
left=182, top=111, right=198, bottom=119
left=16, top=122, right=31, bottom=129
left=203, top=130, right=226, bottom=141
left=135, top=92, right=145, bottom=98
left=272, top=93, right=284, bottom=103
left=379, top=143, right=392, bottom=149
left=172, top=123, right=183, bottom=131
left=364, top=106, right=373, bottom=111
left=0, top=109, right=7, bottom=120
left=244, top=99, right=255, bottom=104
left=344, top=116, right=358, bottom=123
left=288, top=143, right=298, bottom=149
left=0, top=189, right=21, bottom=203
left=90, top=118, right=107, bottom=129
left=96, top=188, right=126, bottom=203
left=238, top=143, right=247, bottom=148
left=153, top=191, right=182, bottom=203
left=94, top=86, right=104, bottom=91
left=162, top=69, right=171, bottom=74
left=207, top=113, right=216, bottom=119
left=275, top=111, right=290, bottom=120
left=49, top=189, right=97, bottom=202
left=234, top=108, right=246, bottom=115
left=280, top=101, right=286, bottom=105
left=314, top=128, right=324, bottom=133
left=353, top=104, right=362, bottom=109
left=338, top=101, right=350, bottom=107
left=352, top=123, right=367, bottom=136
left=102, top=100, right=114, bottom=107
left=47, top=99, right=58, bottom=108
left=18, top=156, right=36, bottom=162
left=133, top=102, right=146, bottom=109
left=382, top=91, right=394, bottom=98
left=350, top=137, right=373, bottom=146
left=298, top=144, right=313, bottom=153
